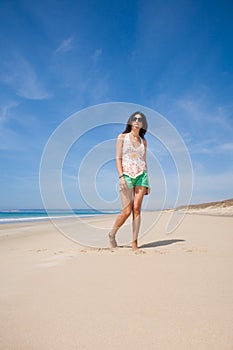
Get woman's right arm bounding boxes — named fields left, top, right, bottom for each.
left=115, top=134, right=125, bottom=177
left=115, top=134, right=128, bottom=190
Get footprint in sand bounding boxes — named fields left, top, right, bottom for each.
left=184, top=248, right=207, bottom=253
left=37, top=251, right=75, bottom=268
left=133, top=249, right=146, bottom=255
left=35, top=248, right=48, bottom=253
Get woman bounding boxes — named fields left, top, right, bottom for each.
left=109, top=111, right=150, bottom=250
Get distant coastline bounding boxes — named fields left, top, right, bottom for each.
left=172, top=198, right=233, bottom=217
left=1, top=198, right=233, bottom=224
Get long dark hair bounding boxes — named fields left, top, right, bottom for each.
left=122, top=111, right=148, bottom=139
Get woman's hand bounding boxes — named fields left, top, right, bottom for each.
left=144, top=188, right=150, bottom=195
left=119, top=177, right=128, bottom=191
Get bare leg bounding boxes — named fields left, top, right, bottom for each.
left=132, top=186, right=146, bottom=250
left=109, top=187, right=133, bottom=248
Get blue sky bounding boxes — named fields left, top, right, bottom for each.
left=0, top=0, right=233, bottom=210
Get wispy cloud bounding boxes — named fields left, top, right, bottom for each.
left=0, top=100, right=20, bottom=124
left=216, top=143, right=233, bottom=152
left=0, top=100, right=44, bottom=151
left=181, top=135, right=233, bottom=156
left=1, top=54, right=51, bottom=100
left=152, top=88, right=233, bottom=132
left=0, top=124, right=22, bottom=151
left=55, top=36, right=74, bottom=54
left=91, top=48, right=102, bottom=64
left=175, top=95, right=233, bottom=130
left=192, top=169, right=233, bottom=203
left=0, top=100, right=23, bottom=150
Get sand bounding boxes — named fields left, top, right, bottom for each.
left=0, top=211, right=232, bottom=350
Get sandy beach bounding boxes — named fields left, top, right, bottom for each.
left=0, top=210, right=232, bottom=350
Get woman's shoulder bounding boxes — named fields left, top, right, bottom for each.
left=117, top=133, right=127, bottom=141
left=142, top=137, right=147, bottom=146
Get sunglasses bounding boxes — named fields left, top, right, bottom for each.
left=131, top=116, right=143, bottom=123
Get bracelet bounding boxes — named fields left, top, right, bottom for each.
left=119, top=174, right=124, bottom=178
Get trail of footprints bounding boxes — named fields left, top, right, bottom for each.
left=29, top=244, right=207, bottom=267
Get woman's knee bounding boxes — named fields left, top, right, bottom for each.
left=133, top=205, right=141, bottom=217
left=121, top=206, right=132, bottom=219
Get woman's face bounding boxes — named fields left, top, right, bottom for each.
left=131, top=114, right=143, bottom=130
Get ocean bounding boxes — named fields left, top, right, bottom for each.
left=0, top=209, right=118, bottom=224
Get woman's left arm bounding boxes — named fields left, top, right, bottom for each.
left=143, top=138, right=150, bottom=194
left=143, top=138, right=148, bottom=171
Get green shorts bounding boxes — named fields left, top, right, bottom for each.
left=123, top=171, right=150, bottom=189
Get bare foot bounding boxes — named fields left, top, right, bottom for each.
left=132, top=240, right=139, bottom=251
left=109, top=233, right=117, bottom=248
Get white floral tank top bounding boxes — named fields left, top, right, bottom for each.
left=122, top=133, right=146, bottom=178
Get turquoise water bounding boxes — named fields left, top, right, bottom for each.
left=0, top=209, right=118, bottom=224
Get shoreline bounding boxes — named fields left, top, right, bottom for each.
left=1, top=202, right=232, bottom=230
left=0, top=208, right=232, bottom=245
left=0, top=211, right=119, bottom=225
